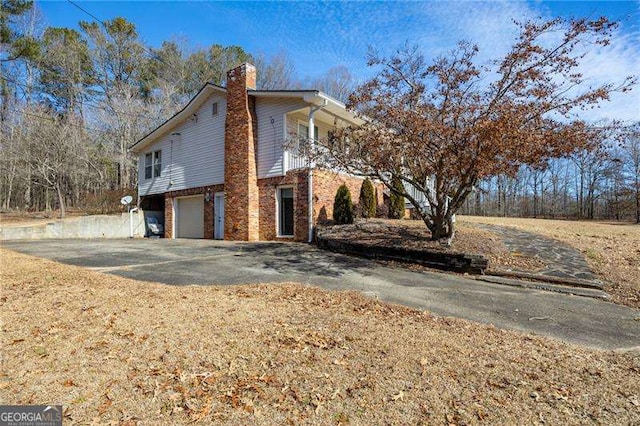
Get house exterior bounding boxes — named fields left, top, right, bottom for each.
left=131, top=63, right=380, bottom=242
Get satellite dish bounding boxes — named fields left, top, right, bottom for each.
left=120, top=195, right=133, bottom=205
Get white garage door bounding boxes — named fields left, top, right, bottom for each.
left=176, top=195, right=204, bottom=238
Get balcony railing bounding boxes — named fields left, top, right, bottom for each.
left=285, top=149, right=310, bottom=171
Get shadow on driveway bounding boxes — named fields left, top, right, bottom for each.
left=237, top=242, right=372, bottom=278
left=3, top=238, right=639, bottom=351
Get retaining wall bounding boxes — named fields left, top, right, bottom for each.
left=0, top=212, right=145, bottom=240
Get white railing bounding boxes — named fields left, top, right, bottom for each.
left=285, top=149, right=310, bottom=171
left=403, top=180, right=432, bottom=210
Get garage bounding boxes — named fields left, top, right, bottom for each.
left=175, top=195, right=204, bottom=238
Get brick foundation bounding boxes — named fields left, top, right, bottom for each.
left=160, top=170, right=384, bottom=241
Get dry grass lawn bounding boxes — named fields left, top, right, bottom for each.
left=459, top=216, right=640, bottom=309
left=1, top=249, right=639, bottom=425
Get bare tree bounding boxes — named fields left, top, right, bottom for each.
left=254, top=51, right=297, bottom=90
left=620, top=123, right=640, bottom=223
left=316, top=18, right=635, bottom=242
left=21, top=106, right=86, bottom=217
left=311, top=65, right=355, bottom=103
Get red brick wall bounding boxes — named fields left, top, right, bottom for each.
left=162, top=171, right=384, bottom=241
left=256, top=169, right=386, bottom=242
left=163, top=184, right=223, bottom=239
left=312, top=170, right=378, bottom=224
left=224, top=63, right=260, bottom=241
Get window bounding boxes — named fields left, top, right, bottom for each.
left=278, top=187, right=294, bottom=237
left=144, top=153, right=152, bottom=179
left=297, top=122, right=318, bottom=151
left=153, top=150, right=162, bottom=177
left=212, top=102, right=218, bottom=116
left=145, top=151, right=161, bottom=179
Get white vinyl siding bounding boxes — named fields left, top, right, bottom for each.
left=255, top=97, right=308, bottom=178
left=138, top=95, right=227, bottom=196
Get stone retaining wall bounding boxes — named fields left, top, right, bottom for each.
left=316, top=236, right=488, bottom=274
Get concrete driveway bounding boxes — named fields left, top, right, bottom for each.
left=3, top=239, right=639, bottom=351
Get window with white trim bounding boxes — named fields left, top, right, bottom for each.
left=297, top=122, right=318, bottom=151
left=145, top=150, right=162, bottom=179
left=153, top=150, right=162, bottom=177
left=144, top=153, right=152, bottom=179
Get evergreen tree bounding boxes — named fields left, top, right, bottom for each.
left=389, top=176, right=405, bottom=219
left=333, top=184, right=354, bottom=224
left=359, top=178, right=376, bottom=218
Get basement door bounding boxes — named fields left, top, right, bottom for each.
left=175, top=195, right=204, bottom=238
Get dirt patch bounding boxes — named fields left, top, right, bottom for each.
left=460, top=216, right=640, bottom=309
left=318, top=219, right=545, bottom=272
left=1, top=249, right=638, bottom=424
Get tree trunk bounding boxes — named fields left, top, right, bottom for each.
left=427, top=210, right=455, bottom=243
left=56, top=183, right=66, bottom=219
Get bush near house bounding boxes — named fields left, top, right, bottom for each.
left=333, top=184, right=354, bottom=224
left=359, top=178, right=377, bottom=218
left=389, top=176, right=405, bottom=219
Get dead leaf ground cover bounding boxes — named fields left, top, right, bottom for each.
left=459, top=216, right=640, bottom=309
left=318, top=219, right=545, bottom=272
left=1, top=249, right=639, bottom=425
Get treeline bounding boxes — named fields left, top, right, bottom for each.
left=459, top=126, right=640, bottom=223
left=0, top=1, right=355, bottom=216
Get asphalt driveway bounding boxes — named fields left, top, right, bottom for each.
left=3, top=238, right=639, bottom=351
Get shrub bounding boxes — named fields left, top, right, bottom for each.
left=333, top=184, right=354, bottom=224
left=389, top=176, right=405, bottom=219
left=359, top=178, right=377, bottom=218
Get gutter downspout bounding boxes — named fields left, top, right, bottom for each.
left=308, top=101, right=327, bottom=243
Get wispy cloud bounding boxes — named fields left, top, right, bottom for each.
left=179, top=1, right=640, bottom=122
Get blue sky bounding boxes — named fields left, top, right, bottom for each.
left=36, top=1, right=640, bottom=121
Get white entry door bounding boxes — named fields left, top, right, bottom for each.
left=176, top=195, right=204, bottom=239
left=214, top=193, right=224, bottom=240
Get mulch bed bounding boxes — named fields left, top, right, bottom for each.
left=317, top=219, right=545, bottom=272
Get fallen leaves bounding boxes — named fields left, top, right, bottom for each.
left=1, top=248, right=639, bottom=424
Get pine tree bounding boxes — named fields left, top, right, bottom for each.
left=359, top=178, right=376, bottom=218
left=333, top=184, right=354, bottom=224
left=389, top=176, right=405, bottom=219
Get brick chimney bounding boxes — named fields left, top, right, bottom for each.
left=224, top=63, right=259, bottom=241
